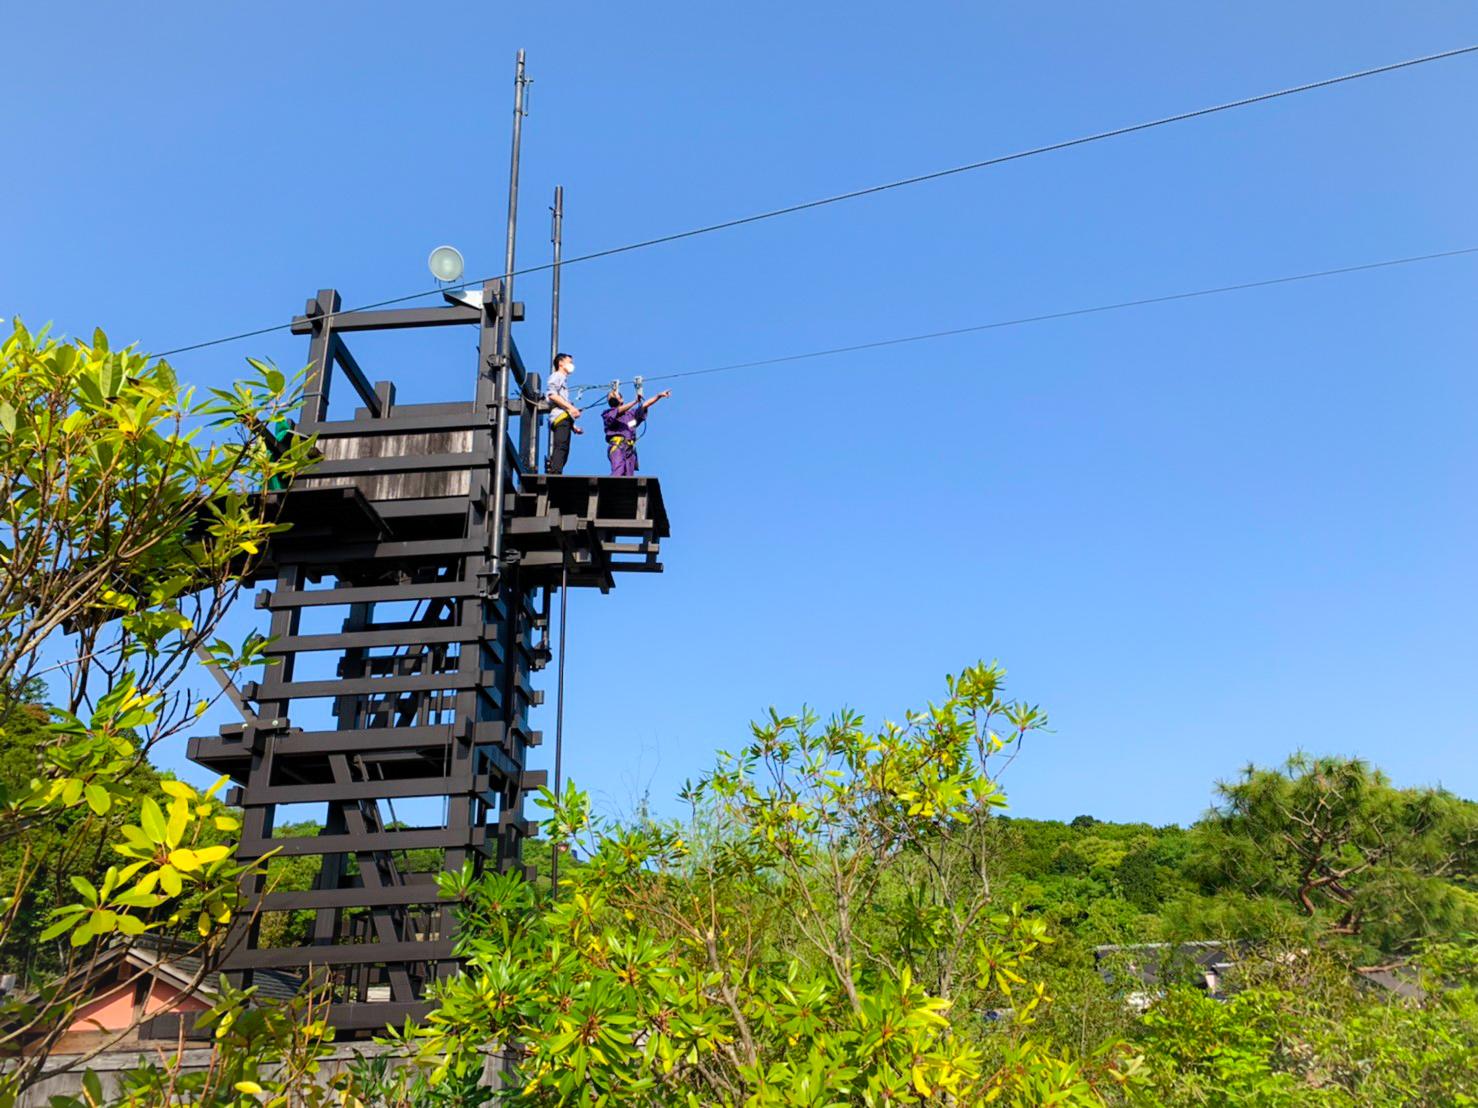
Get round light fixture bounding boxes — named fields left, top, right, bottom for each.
left=428, top=245, right=465, bottom=284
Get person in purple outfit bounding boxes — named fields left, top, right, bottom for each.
left=601, top=385, right=671, bottom=476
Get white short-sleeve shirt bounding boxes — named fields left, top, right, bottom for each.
left=547, top=370, right=570, bottom=424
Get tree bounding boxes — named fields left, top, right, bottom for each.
left=0, top=693, right=165, bottom=977
left=0, top=319, right=316, bottom=1094
left=408, top=663, right=1140, bottom=1105
left=1113, top=844, right=1163, bottom=913
left=1192, top=755, right=1478, bottom=954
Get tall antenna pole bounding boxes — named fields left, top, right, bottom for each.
left=490, top=49, right=529, bottom=571
left=549, top=183, right=567, bottom=894
left=549, top=185, right=564, bottom=370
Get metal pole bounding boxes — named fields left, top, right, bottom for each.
left=549, top=185, right=564, bottom=370
left=190, top=643, right=257, bottom=725
left=490, top=49, right=528, bottom=570
left=550, top=564, right=569, bottom=892
left=525, top=185, right=562, bottom=476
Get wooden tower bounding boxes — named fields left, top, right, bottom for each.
left=186, top=282, right=668, bottom=1033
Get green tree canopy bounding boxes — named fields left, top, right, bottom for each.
left=0, top=318, right=315, bottom=1093
left=1191, top=754, right=1478, bottom=955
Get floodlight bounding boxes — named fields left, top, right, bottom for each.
left=428, top=245, right=465, bottom=283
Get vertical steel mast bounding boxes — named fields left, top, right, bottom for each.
left=549, top=185, right=563, bottom=370
left=547, top=184, right=568, bottom=890
left=490, top=49, right=529, bottom=576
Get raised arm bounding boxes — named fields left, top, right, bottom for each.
left=641, top=389, right=672, bottom=410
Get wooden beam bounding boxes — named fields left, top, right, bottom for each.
left=269, top=721, right=506, bottom=756
left=241, top=825, right=486, bottom=859
left=306, top=452, right=482, bottom=478
left=291, top=305, right=480, bottom=334
left=265, top=624, right=494, bottom=654
left=329, top=335, right=381, bottom=417
left=264, top=580, right=482, bottom=608
left=220, top=939, right=456, bottom=970
left=262, top=671, right=494, bottom=700
left=263, top=537, right=488, bottom=567
left=258, top=885, right=452, bottom=910
left=241, top=773, right=490, bottom=806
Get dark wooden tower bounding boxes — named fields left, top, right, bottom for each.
left=187, top=282, right=668, bottom=1033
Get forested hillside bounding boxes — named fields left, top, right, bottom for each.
left=990, top=761, right=1478, bottom=962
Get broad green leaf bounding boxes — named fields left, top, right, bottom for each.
left=165, top=797, right=189, bottom=847
left=139, top=798, right=167, bottom=843
left=84, top=784, right=110, bottom=815
left=38, top=916, right=78, bottom=943
left=160, top=780, right=196, bottom=802
left=158, top=865, right=183, bottom=897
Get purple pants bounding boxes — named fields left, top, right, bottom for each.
left=608, top=440, right=638, bottom=476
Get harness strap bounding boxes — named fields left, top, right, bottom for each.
left=607, top=435, right=636, bottom=453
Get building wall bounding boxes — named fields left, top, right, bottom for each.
left=49, top=976, right=210, bottom=1055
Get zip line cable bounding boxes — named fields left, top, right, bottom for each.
left=558, top=245, right=1477, bottom=394
left=150, top=44, right=1478, bottom=361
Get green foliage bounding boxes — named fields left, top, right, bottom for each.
left=43, top=774, right=241, bottom=944
left=107, top=984, right=350, bottom=1108
left=0, top=698, right=166, bottom=975
left=975, top=757, right=1477, bottom=965
left=348, top=1051, right=499, bottom=1108
left=1131, top=941, right=1478, bottom=1105
left=0, top=319, right=316, bottom=1096
left=406, top=663, right=1137, bottom=1105
left=986, top=817, right=1188, bottom=947
left=1135, top=984, right=1310, bottom=1105
left=373, top=671, right=1478, bottom=1106
left=0, top=321, right=311, bottom=687
left=1193, top=754, right=1478, bottom=955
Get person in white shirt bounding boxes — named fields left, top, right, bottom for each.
left=544, top=352, right=584, bottom=474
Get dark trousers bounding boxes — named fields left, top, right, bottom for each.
left=546, top=420, right=572, bottom=475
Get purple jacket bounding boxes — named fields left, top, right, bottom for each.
left=602, top=402, right=645, bottom=442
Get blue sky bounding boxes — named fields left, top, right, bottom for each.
left=5, top=4, right=1477, bottom=826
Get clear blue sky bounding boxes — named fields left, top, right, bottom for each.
left=5, top=4, right=1477, bottom=826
